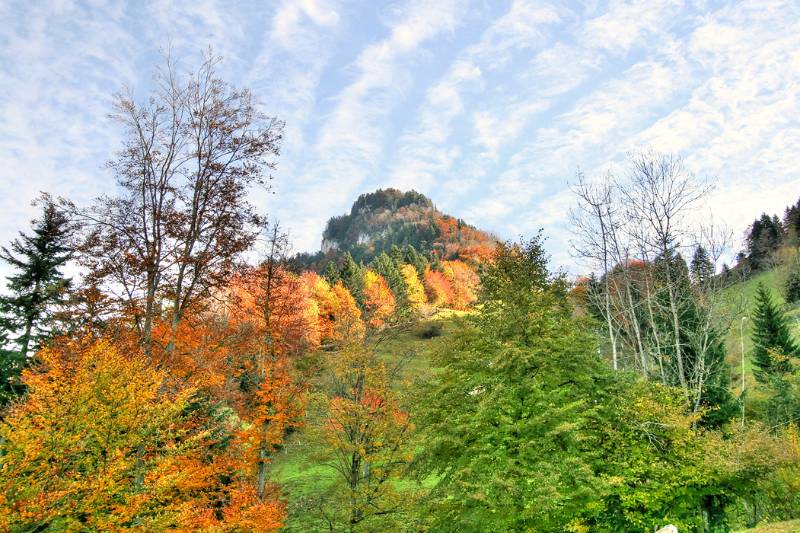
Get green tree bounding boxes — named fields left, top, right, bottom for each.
left=751, top=283, right=799, bottom=382
left=785, top=266, right=800, bottom=304
left=691, top=245, right=715, bottom=286
left=323, top=260, right=341, bottom=285
left=0, top=202, right=72, bottom=404
left=414, top=237, right=761, bottom=531
left=371, top=252, right=407, bottom=306
left=340, top=252, right=365, bottom=306
left=402, top=245, right=427, bottom=278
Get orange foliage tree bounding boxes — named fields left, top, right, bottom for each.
left=424, top=268, right=455, bottom=308
left=0, top=337, right=286, bottom=531
left=441, top=260, right=480, bottom=310
left=363, top=270, right=396, bottom=327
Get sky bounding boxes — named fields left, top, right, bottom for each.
left=1, top=0, right=799, bottom=276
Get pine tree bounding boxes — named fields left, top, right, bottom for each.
left=323, top=260, right=340, bottom=285
left=785, top=266, right=800, bottom=304
left=750, top=283, right=799, bottom=382
left=690, top=245, right=714, bottom=286
left=402, top=244, right=427, bottom=277
left=0, top=203, right=72, bottom=401
left=339, top=252, right=364, bottom=306
left=371, top=252, right=407, bottom=306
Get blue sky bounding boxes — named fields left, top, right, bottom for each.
left=1, top=0, right=799, bottom=275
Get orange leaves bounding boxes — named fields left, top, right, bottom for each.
left=220, top=483, right=285, bottom=532
left=0, top=336, right=291, bottom=531
left=0, top=338, right=214, bottom=530
left=363, top=269, right=395, bottom=327
left=441, top=260, right=479, bottom=310
left=424, top=268, right=455, bottom=308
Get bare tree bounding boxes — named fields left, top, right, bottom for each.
left=62, top=50, right=284, bottom=353
left=570, top=171, right=620, bottom=370
left=620, top=151, right=710, bottom=394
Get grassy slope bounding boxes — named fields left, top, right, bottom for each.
left=735, top=519, right=800, bottom=532
left=720, top=265, right=800, bottom=387
left=268, top=314, right=462, bottom=528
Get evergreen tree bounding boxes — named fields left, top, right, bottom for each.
left=750, top=283, right=799, bottom=382
left=785, top=265, right=800, bottom=304
left=402, top=244, right=427, bottom=277
left=371, top=252, right=407, bottom=306
left=690, top=245, right=714, bottom=286
left=0, top=202, right=72, bottom=405
left=323, top=260, right=340, bottom=285
left=339, top=252, right=364, bottom=306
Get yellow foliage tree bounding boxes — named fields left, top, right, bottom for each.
left=400, top=263, right=427, bottom=310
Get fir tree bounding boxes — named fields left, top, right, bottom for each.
left=323, top=260, right=341, bottom=285
left=339, top=252, right=364, bottom=306
left=750, top=283, right=799, bottom=382
left=402, top=244, right=427, bottom=277
left=690, top=245, right=714, bottom=286
left=371, top=252, right=407, bottom=306
left=785, top=266, right=800, bottom=304
left=0, top=202, right=72, bottom=404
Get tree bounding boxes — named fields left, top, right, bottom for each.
left=751, top=283, right=799, bottom=382
left=323, top=260, right=341, bottom=285
left=440, top=260, right=479, bottom=310
left=339, top=252, right=364, bottom=307
left=0, top=337, right=287, bottom=531
left=423, top=268, right=453, bottom=308
left=415, top=237, right=784, bottom=531
left=746, top=214, right=783, bottom=272
left=0, top=202, right=72, bottom=404
left=302, top=322, right=414, bottom=531
left=621, top=151, right=709, bottom=393
left=691, top=245, right=715, bottom=286
left=63, top=51, right=283, bottom=353
left=362, top=270, right=396, bottom=327
left=785, top=265, right=800, bottom=304
left=399, top=264, right=426, bottom=310
left=370, top=252, right=407, bottom=307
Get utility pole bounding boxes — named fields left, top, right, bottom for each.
left=740, top=316, right=748, bottom=427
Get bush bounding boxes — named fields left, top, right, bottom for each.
left=417, top=322, right=442, bottom=339
left=785, top=268, right=800, bottom=303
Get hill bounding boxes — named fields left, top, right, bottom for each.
left=292, top=188, right=497, bottom=269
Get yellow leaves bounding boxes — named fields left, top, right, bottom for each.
left=0, top=338, right=208, bottom=530
left=400, top=264, right=427, bottom=310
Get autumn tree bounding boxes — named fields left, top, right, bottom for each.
left=63, top=51, right=283, bottom=353
left=362, top=270, right=396, bottom=327
left=423, top=268, right=453, bottom=308
left=303, top=325, right=414, bottom=531
left=0, top=201, right=73, bottom=404
left=441, top=260, right=479, bottom=310
left=400, top=264, right=426, bottom=310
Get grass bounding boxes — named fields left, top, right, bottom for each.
left=268, top=314, right=460, bottom=526
left=734, top=519, right=800, bottom=532
left=719, top=265, right=800, bottom=388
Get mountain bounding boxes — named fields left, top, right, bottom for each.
left=292, top=188, right=497, bottom=269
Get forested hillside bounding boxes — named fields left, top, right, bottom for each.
left=1, top=54, right=799, bottom=533
left=291, top=188, right=497, bottom=270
